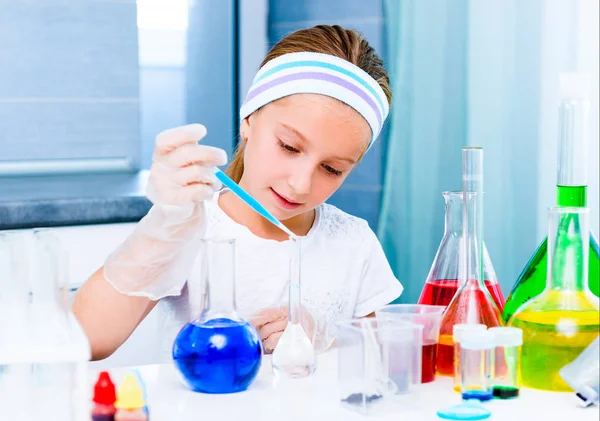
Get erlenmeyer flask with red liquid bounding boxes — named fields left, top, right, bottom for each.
left=436, top=147, right=503, bottom=377
left=418, top=191, right=505, bottom=311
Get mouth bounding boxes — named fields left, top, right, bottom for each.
left=270, top=188, right=303, bottom=211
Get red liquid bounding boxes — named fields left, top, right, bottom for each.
left=418, top=280, right=505, bottom=311
left=421, top=342, right=438, bottom=383
left=437, top=335, right=454, bottom=376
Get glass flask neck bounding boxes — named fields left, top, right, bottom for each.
left=289, top=237, right=302, bottom=324
left=547, top=208, right=590, bottom=293
left=444, top=191, right=466, bottom=235
left=556, top=94, right=590, bottom=190
left=201, top=239, right=239, bottom=321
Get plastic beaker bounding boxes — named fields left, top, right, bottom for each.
left=452, top=324, right=487, bottom=392
left=560, top=337, right=600, bottom=406
left=376, top=304, right=445, bottom=383
left=460, top=330, right=495, bottom=402
left=489, top=327, right=522, bottom=399
left=336, top=318, right=422, bottom=416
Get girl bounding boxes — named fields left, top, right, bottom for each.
left=73, top=25, right=403, bottom=361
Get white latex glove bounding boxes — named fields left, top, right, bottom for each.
left=104, top=124, right=227, bottom=300
left=249, top=306, right=317, bottom=354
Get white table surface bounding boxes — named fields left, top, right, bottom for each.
left=95, top=351, right=599, bottom=421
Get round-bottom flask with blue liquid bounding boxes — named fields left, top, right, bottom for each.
left=173, top=239, right=263, bottom=394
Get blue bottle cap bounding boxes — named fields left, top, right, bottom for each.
left=437, top=399, right=491, bottom=420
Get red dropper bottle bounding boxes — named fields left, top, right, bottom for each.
left=92, top=371, right=117, bottom=421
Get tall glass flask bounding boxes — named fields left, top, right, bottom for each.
left=0, top=230, right=90, bottom=421
left=503, top=73, right=600, bottom=322
left=272, top=237, right=317, bottom=378
left=437, top=148, right=503, bottom=376
left=508, top=207, right=599, bottom=391
left=172, top=238, right=263, bottom=394
left=418, top=191, right=505, bottom=310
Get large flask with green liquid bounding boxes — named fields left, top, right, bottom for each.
left=503, top=73, right=600, bottom=323
left=508, top=207, right=599, bottom=391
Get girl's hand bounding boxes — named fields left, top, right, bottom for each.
left=103, top=124, right=227, bottom=300
left=147, top=124, right=227, bottom=207
left=249, top=306, right=316, bottom=353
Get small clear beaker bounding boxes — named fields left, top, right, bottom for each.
left=376, top=304, right=445, bottom=383
left=336, top=318, right=422, bottom=416
left=453, top=324, right=487, bottom=392
left=460, top=330, right=495, bottom=401
left=489, top=327, right=522, bottom=399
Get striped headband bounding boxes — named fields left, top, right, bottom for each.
left=239, top=52, right=390, bottom=147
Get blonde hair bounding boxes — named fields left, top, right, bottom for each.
left=225, top=25, right=392, bottom=183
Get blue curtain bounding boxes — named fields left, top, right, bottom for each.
left=379, top=0, right=600, bottom=303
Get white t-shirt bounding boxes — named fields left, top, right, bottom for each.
left=156, top=191, right=402, bottom=358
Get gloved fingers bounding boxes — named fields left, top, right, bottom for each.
left=250, top=306, right=288, bottom=330
left=258, top=318, right=288, bottom=341
left=147, top=174, right=216, bottom=206
left=187, top=183, right=218, bottom=203
left=154, top=124, right=207, bottom=154
left=160, top=143, right=228, bottom=169
left=262, top=331, right=284, bottom=354
left=172, top=164, right=219, bottom=187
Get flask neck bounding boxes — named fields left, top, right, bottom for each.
left=446, top=191, right=488, bottom=285
left=557, top=97, right=590, bottom=188
left=289, top=237, right=302, bottom=324
left=547, top=210, right=590, bottom=293
left=201, top=239, right=239, bottom=321
left=444, top=191, right=467, bottom=235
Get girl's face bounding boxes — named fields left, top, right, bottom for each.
left=239, top=94, right=372, bottom=221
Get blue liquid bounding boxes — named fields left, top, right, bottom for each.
left=172, top=318, right=262, bottom=394
left=461, top=390, right=493, bottom=401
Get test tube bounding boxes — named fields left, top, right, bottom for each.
left=453, top=324, right=487, bottom=392
left=489, top=327, right=522, bottom=399
left=460, top=330, right=495, bottom=401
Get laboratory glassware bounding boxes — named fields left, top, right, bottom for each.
left=508, top=207, right=599, bottom=391
left=172, top=238, right=263, bottom=393
left=418, top=191, right=504, bottom=310
left=437, top=148, right=503, bottom=376
left=503, top=73, right=599, bottom=322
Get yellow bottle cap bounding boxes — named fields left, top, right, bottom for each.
left=115, top=373, right=146, bottom=410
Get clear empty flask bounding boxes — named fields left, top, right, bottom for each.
left=0, top=229, right=90, bottom=421
left=172, top=238, right=263, bottom=393
left=418, top=191, right=504, bottom=310
left=272, top=237, right=317, bottom=378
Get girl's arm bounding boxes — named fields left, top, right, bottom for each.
left=72, top=267, right=158, bottom=361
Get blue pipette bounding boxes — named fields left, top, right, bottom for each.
left=214, top=168, right=297, bottom=238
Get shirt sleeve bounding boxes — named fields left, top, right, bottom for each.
left=352, top=227, right=403, bottom=318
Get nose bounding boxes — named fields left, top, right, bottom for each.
left=287, top=161, right=314, bottom=196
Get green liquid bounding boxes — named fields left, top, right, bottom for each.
left=493, top=386, right=519, bottom=399
left=503, top=185, right=600, bottom=322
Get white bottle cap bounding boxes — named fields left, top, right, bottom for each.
left=460, top=330, right=495, bottom=350
left=560, top=72, right=591, bottom=100
left=452, top=324, right=487, bottom=342
left=488, top=327, right=523, bottom=347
